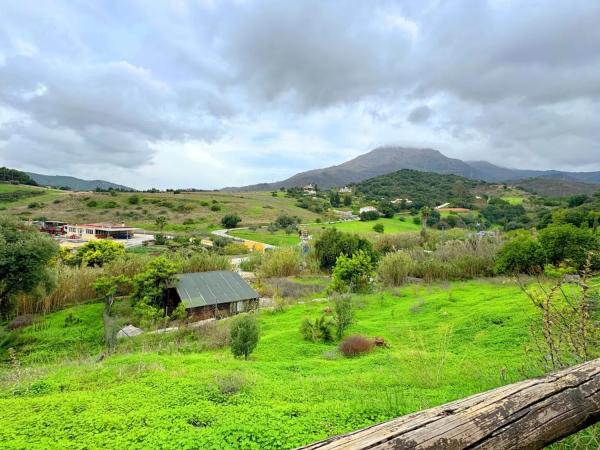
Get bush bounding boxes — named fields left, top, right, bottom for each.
left=230, top=314, right=259, bottom=360
left=74, top=240, right=125, bottom=267
left=314, top=228, right=377, bottom=270
left=330, top=250, right=375, bottom=293
left=360, top=210, right=380, bottom=221
left=538, top=224, right=598, bottom=270
left=372, top=223, right=384, bottom=233
left=373, top=232, right=420, bottom=254
left=495, top=234, right=546, bottom=274
left=177, top=252, right=231, bottom=273
left=210, top=204, right=221, bottom=212
left=221, top=243, right=249, bottom=255
left=339, top=335, right=374, bottom=357
left=239, top=253, right=262, bottom=272
left=332, top=295, right=354, bottom=340
left=300, top=315, right=334, bottom=342
left=378, top=251, right=414, bottom=286
left=221, top=214, right=241, bottom=229
left=128, top=195, right=141, bottom=205
left=258, top=248, right=302, bottom=278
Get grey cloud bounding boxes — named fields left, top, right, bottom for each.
left=407, top=105, right=433, bottom=123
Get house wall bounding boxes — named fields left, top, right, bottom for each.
left=186, top=299, right=259, bottom=321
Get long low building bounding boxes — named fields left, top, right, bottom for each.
left=65, top=223, right=137, bottom=240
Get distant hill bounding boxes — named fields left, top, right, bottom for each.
left=226, top=146, right=600, bottom=190
left=0, top=167, right=38, bottom=186
left=513, top=177, right=600, bottom=198
left=352, top=169, right=487, bottom=207
left=26, top=172, right=133, bottom=191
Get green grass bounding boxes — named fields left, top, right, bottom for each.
left=229, top=229, right=301, bottom=246
left=0, top=280, right=543, bottom=449
left=0, top=184, right=66, bottom=208
left=501, top=196, right=524, bottom=205
left=308, top=217, right=421, bottom=236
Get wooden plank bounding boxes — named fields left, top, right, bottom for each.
left=299, top=359, right=600, bottom=450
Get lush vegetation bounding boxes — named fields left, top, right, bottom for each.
left=0, top=280, right=550, bottom=449
left=0, top=167, right=37, bottom=186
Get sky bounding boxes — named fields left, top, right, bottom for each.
left=0, top=0, right=599, bottom=189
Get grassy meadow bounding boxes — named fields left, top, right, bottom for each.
left=229, top=228, right=301, bottom=246
left=307, top=216, right=421, bottom=235
left=0, top=280, right=544, bottom=449
left=0, top=188, right=324, bottom=234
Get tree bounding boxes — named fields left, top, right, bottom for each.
left=329, top=191, right=341, bottom=207
left=343, top=194, right=352, bottom=207
left=132, top=256, right=178, bottom=314
left=330, top=250, right=375, bottom=293
left=0, top=218, right=58, bottom=318
left=314, top=228, right=377, bottom=270
left=93, top=275, right=130, bottom=351
left=333, top=295, right=354, bottom=340
left=127, top=194, right=140, bottom=205
left=221, top=214, right=241, bottom=229
left=360, top=210, right=380, bottom=221
left=538, top=224, right=598, bottom=270
left=230, top=314, right=259, bottom=360
left=155, top=216, right=167, bottom=232
left=74, top=240, right=125, bottom=267
left=495, top=235, right=546, bottom=274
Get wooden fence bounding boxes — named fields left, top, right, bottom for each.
left=300, top=358, right=600, bottom=449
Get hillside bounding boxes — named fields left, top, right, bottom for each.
left=351, top=169, right=487, bottom=206
left=0, top=280, right=539, bottom=449
left=228, top=147, right=600, bottom=191
left=26, top=172, right=133, bottom=191
left=0, top=167, right=37, bottom=186
left=513, top=177, right=600, bottom=198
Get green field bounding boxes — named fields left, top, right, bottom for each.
left=0, top=280, right=545, bottom=449
left=308, top=217, right=421, bottom=235
left=229, top=228, right=301, bottom=246
left=501, top=196, right=525, bottom=205
left=0, top=184, right=66, bottom=209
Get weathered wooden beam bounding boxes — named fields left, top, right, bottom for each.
left=300, top=359, right=600, bottom=450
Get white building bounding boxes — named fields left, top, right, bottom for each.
left=359, top=206, right=378, bottom=214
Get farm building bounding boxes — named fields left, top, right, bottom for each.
left=168, top=271, right=259, bottom=320
left=359, top=206, right=378, bottom=214
left=65, top=222, right=137, bottom=240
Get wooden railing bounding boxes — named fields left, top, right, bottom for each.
left=300, top=359, right=600, bottom=449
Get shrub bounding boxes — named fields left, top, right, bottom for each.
left=177, top=252, right=231, bottom=273
left=314, top=228, right=377, bottom=270
left=372, top=223, right=384, bottom=233
left=330, top=250, right=375, bottom=293
left=86, top=200, right=98, bottom=207
left=74, top=240, right=125, bottom=267
left=221, top=214, right=241, bottom=229
left=495, top=234, right=546, bottom=274
left=538, top=224, right=598, bottom=270
left=221, top=243, right=249, bottom=255
left=360, top=210, right=380, bottom=221
left=128, top=195, right=141, bottom=205
left=373, top=232, right=421, bottom=254
left=132, top=256, right=178, bottom=310
left=274, top=214, right=298, bottom=229
left=230, top=314, right=259, bottom=360
left=339, top=335, right=374, bottom=357
left=210, top=204, right=221, bottom=212
left=332, top=295, right=354, bottom=340
left=258, top=247, right=302, bottom=278
left=239, top=253, right=262, bottom=272
left=378, top=251, right=414, bottom=286
left=300, top=315, right=334, bottom=342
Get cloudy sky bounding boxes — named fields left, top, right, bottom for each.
left=0, top=0, right=599, bottom=189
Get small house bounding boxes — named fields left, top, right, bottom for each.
left=65, top=222, right=137, bottom=240
left=168, top=271, right=259, bottom=320
left=359, top=206, right=378, bottom=214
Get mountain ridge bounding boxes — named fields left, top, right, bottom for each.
left=225, top=146, right=600, bottom=191
left=26, top=172, right=133, bottom=191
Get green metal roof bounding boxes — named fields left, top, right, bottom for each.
left=174, top=271, right=259, bottom=309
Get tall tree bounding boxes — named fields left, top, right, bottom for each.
left=0, top=218, right=58, bottom=318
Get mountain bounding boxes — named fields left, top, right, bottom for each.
left=226, top=146, right=600, bottom=191
left=26, top=172, right=133, bottom=191
left=513, top=177, right=600, bottom=198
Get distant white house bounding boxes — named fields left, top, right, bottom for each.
left=303, top=183, right=316, bottom=195
left=339, top=186, right=352, bottom=194
left=435, top=202, right=450, bottom=210
left=391, top=198, right=413, bottom=205
left=359, top=206, right=378, bottom=214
